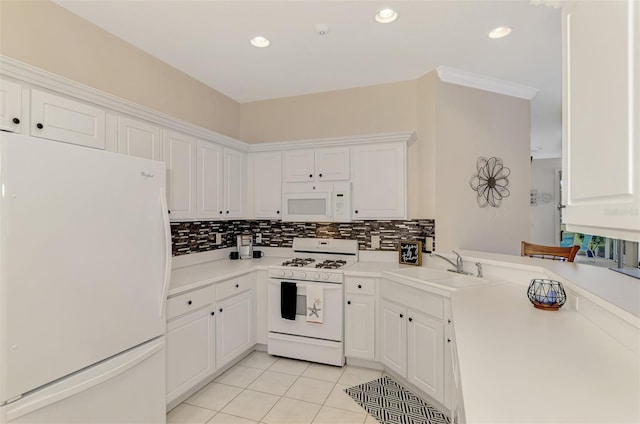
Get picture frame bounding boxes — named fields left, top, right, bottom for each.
left=398, top=240, right=422, bottom=266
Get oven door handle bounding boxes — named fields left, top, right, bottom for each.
left=268, top=280, right=341, bottom=295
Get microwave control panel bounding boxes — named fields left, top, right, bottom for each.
left=333, top=182, right=351, bottom=222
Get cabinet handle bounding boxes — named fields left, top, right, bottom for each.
left=276, top=210, right=280, bottom=214
left=347, top=300, right=351, bottom=305
left=36, top=123, right=44, bottom=129
left=235, top=284, right=239, bottom=288
left=226, top=210, right=229, bottom=214
left=447, top=338, right=451, bottom=343
left=399, top=313, right=404, bottom=318
left=219, top=210, right=223, bottom=214
left=319, top=173, right=323, bottom=177
left=219, top=308, right=223, bottom=313
left=357, top=284, right=362, bottom=289
left=187, top=300, right=192, bottom=305
left=408, top=317, right=413, bottom=322
left=12, top=117, right=20, bottom=125
left=211, top=311, right=215, bottom=316
left=168, top=210, right=171, bottom=214
left=309, top=174, right=313, bottom=178
left=448, top=319, right=451, bottom=324
left=354, top=210, right=359, bottom=214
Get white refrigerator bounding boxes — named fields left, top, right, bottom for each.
left=0, top=133, right=171, bottom=423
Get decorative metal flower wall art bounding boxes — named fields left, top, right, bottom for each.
left=469, top=157, right=511, bottom=208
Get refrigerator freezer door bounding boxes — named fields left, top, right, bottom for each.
left=0, top=133, right=170, bottom=402
left=0, top=337, right=166, bottom=423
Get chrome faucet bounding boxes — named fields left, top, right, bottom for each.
left=431, top=250, right=473, bottom=275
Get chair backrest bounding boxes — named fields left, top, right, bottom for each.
left=521, top=241, right=580, bottom=262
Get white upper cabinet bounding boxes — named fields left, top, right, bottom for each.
left=562, top=0, right=640, bottom=241
left=252, top=152, right=282, bottom=219
left=283, top=147, right=350, bottom=182
left=224, top=148, right=245, bottom=218
left=0, top=78, right=22, bottom=133
left=30, top=89, right=106, bottom=149
left=164, top=130, right=197, bottom=220
left=117, top=116, right=162, bottom=161
left=196, top=140, right=224, bottom=219
left=351, top=142, right=406, bottom=219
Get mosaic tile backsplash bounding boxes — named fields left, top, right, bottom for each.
left=171, top=219, right=435, bottom=257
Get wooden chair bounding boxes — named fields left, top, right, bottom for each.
left=521, top=241, right=580, bottom=262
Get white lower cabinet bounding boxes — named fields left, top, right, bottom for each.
left=166, top=306, right=215, bottom=405
left=380, top=300, right=407, bottom=375
left=380, top=281, right=449, bottom=407
left=215, top=276, right=256, bottom=370
left=345, top=277, right=377, bottom=360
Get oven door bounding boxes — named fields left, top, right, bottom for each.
left=267, top=280, right=343, bottom=342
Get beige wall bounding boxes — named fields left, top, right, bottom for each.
left=0, top=0, right=241, bottom=139
left=238, top=81, right=417, bottom=143
left=434, top=82, right=531, bottom=255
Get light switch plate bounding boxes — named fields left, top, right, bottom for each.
left=371, top=235, right=381, bottom=249
left=424, top=237, right=434, bottom=252
left=215, top=233, right=222, bottom=245
left=256, top=233, right=263, bottom=244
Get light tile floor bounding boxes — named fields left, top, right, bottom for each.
left=167, top=351, right=382, bottom=424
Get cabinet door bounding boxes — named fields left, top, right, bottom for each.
left=345, top=294, right=375, bottom=360
left=0, top=78, right=22, bottom=133
left=407, top=309, right=444, bottom=404
left=352, top=142, right=406, bottom=219
left=30, top=89, right=106, bottom=149
left=315, top=147, right=350, bottom=181
left=562, top=1, right=640, bottom=240
left=164, top=130, right=197, bottom=220
left=197, top=141, right=224, bottom=219
left=216, top=290, right=254, bottom=369
left=380, top=300, right=406, bottom=376
left=253, top=152, right=282, bottom=219
left=166, top=307, right=215, bottom=404
left=283, top=149, right=315, bottom=182
left=224, top=148, right=245, bottom=218
left=117, top=116, right=161, bottom=161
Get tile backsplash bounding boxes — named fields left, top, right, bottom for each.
left=171, top=219, right=435, bottom=257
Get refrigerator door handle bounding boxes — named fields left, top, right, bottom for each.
left=160, top=189, right=171, bottom=317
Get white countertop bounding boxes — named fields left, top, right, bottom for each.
left=451, top=282, right=640, bottom=423
left=169, top=257, right=284, bottom=296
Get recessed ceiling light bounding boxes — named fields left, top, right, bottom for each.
left=250, top=36, right=270, bottom=48
left=488, top=26, right=512, bottom=39
left=375, top=7, right=398, bottom=24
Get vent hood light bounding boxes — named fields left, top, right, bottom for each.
left=250, top=36, right=270, bottom=48
left=488, top=26, right=512, bottom=39
left=375, top=8, right=398, bottom=23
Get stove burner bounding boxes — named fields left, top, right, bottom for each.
left=315, top=259, right=347, bottom=269
left=281, top=258, right=315, bottom=267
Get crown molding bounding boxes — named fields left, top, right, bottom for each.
left=436, top=66, right=539, bottom=100
left=0, top=55, right=249, bottom=151
left=247, top=130, right=417, bottom=152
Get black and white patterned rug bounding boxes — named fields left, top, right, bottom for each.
left=345, top=376, right=450, bottom=424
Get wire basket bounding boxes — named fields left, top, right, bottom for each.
left=527, top=279, right=566, bottom=311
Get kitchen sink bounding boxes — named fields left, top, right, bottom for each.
left=384, top=267, right=490, bottom=290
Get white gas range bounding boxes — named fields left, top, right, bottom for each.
left=267, top=238, right=358, bottom=366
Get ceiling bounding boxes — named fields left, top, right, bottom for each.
left=52, top=0, right=562, bottom=157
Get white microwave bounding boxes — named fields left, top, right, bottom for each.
left=282, top=182, right=351, bottom=222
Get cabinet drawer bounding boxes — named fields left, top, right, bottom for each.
left=167, top=285, right=215, bottom=321
left=216, top=273, right=254, bottom=301
left=345, top=277, right=376, bottom=295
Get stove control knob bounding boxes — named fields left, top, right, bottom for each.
left=285, top=270, right=294, bottom=278
left=321, top=273, right=330, bottom=280
left=299, top=272, right=306, bottom=279
left=277, top=270, right=285, bottom=277
left=312, top=272, right=320, bottom=280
